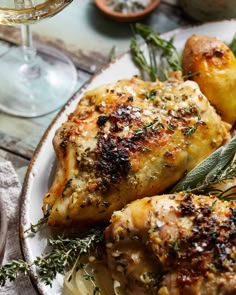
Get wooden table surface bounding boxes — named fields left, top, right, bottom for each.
left=0, top=0, right=197, bottom=183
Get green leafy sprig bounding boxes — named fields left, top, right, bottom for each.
left=229, top=34, right=236, bottom=56
left=130, top=23, right=181, bottom=81
left=0, top=227, right=104, bottom=287
left=171, top=136, right=236, bottom=199
left=24, top=210, right=50, bottom=234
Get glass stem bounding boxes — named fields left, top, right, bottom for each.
left=20, top=24, right=40, bottom=79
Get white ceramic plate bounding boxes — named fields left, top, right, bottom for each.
left=20, top=19, right=236, bottom=295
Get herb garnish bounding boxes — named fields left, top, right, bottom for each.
left=183, top=125, right=197, bottom=137
left=130, top=23, right=181, bottom=81
left=135, top=119, right=165, bottom=134
left=0, top=227, right=104, bottom=287
left=229, top=34, right=236, bottom=56
left=172, top=135, right=236, bottom=199
left=145, top=90, right=157, bottom=100
left=130, top=25, right=236, bottom=82
left=24, top=210, right=50, bottom=234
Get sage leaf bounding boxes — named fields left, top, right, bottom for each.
left=205, top=136, right=236, bottom=183
left=171, top=147, right=223, bottom=192
left=172, top=135, right=236, bottom=193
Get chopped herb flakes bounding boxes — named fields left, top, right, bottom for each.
left=145, top=90, right=157, bottom=100
left=183, top=125, right=197, bottom=137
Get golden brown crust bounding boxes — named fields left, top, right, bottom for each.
left=105, top=193, right=236, bottom=295
left=182, top=34, right=236, bottom=124
left=43, top=77, right=230, bottom=227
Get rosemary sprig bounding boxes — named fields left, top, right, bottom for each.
left=130, top=38, right=157, bottom=81
left=108, top=45, right=116, bottom=63
left=0, top=227, right=104, bottom=287
left=130, top=23, right=181, bottom=81
left=172, top=136, right=236, bottom=198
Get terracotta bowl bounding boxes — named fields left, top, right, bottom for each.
left=94, top=0, right=160, bottom=22
left=0, top=197, right=7, bottom=265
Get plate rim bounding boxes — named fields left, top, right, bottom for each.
left=19, top=18, right=236, bottom=295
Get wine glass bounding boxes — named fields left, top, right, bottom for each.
left=0, top=0, right=77, bottom=117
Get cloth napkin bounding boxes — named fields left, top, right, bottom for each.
left=0, top=161, right=36, bottom=295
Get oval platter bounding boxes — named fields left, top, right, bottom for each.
left=20, top=19, right=236, bottom=295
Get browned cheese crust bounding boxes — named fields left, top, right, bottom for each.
left=43, top=76, right=230, bottom=227
left=105, top=193, right=236, bottom=295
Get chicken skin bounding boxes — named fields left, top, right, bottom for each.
left=43, top=76, right=230, bottom=227
left=105, top=193, right=236, bottom=295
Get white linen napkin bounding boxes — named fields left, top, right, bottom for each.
left=0, top=161, right=36, bottom=295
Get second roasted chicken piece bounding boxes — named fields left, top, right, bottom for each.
left=43, top=76, right=230, bottom=227
left=105, top=193, right=236, bottom=295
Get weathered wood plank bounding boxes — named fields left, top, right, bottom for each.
left=0, top=70, right=91, bottom=159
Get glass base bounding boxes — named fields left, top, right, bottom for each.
left=0, top=44, right=77, bottom=117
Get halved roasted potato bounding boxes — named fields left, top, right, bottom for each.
left=182, top=35, right=236, bottom=124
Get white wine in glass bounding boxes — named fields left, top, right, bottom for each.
left=0, top=0, right=77, bottom=117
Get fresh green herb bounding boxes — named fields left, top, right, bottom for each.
left=144, top=120, right=164, bottom=130
left=183, top=125, right=197, bottom=137
left=229, top=34, right=236, bottom=56
left=210, top=199, right=218, bottom=210
left=145, top=90, right=157, bottom=100
left=135, top=119, right=165, bottom=134
left=0, top=260, right=29, bottom=286
left=172, top=136, right=236, bottom=199
left=182, top=71, right=200, bottom=80
left=0, top=227, right=104, bottom=287
left=135, top=128, right=144, bottom=135
left=130, top=23, right=181, bottom=81
left=170, top=241, right=179, bottom=254
left=108, top=45, right=116, bottom=62
left=168, top=125, right=175, bottom=133
left=94, top=286, right=102, bottom=295
left=24, top=210, right=50, bottom=234
left=130, top=38, right=157, bottom=81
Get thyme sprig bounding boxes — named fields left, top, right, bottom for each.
left=172, top=136, right=236, bottom=199
left=24, top=210, right=50, bottom=234
left=0, top=260, right=29, bottom=286
left=130, top=23, right=181, bottom=81
left=0, top=227, right=104, bottom=287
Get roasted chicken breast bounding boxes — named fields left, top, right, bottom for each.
left=105, top=193, right=236, bottom=295
left=43, top=76, right=230, bottom=227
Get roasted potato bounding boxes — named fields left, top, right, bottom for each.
left=182, top=35, right=236, bottom=124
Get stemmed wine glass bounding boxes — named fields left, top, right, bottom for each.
left=0, top=0, right=77, bottom=117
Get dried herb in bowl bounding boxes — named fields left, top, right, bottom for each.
left=107, top=0, right=151, bottom=14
